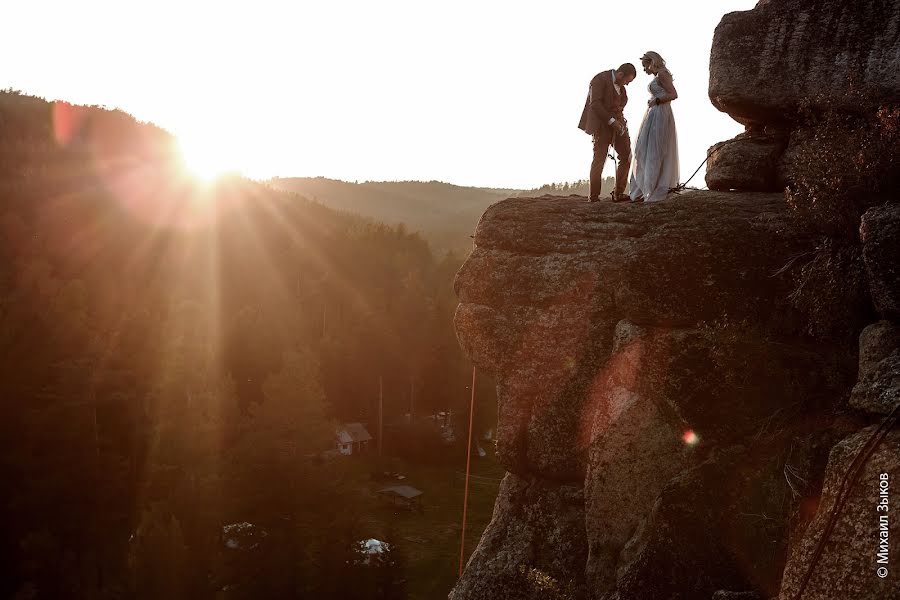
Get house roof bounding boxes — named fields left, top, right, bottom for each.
left=336, top=422, right=373, bottom=444
left=376, top=485, right=423, bottom=499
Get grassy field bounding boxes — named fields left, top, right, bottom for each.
left=341, top=452, right=506, bottom=599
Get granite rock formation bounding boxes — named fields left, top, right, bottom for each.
left=452, top=192, right=897, bottom=599
left=777, top=427, right=900, bottom=600
left=709, top=0, right=900, bottom=125
left=705, top=132, right=786, bottom=192
left=452, top=2, right=899, bottom=598
left=850, top=321, right=900, bottom=416
left=705, top=0, right=900, bottom=191
left=450, top=194, right=873, bottom=599
left=861, top=204, right=900, bottom=320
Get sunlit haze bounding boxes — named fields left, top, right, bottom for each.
left=3, top=0, right=757, bottom=189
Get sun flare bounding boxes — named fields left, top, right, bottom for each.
left=176, top=133, right=241, bottom=183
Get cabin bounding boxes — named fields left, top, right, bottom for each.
left=335, top=422, right=373, bottom=455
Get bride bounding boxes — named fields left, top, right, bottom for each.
left=628, top=51, right=680, bottom=203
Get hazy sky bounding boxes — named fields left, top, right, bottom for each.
left=3, top=0, right=757, bottom=189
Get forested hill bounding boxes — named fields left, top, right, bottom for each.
left=267, top=177, right=517, bottom=254
left=0, top=90, right=495, bottom=598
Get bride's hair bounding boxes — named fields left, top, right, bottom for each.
left=641, top=51, right=670, bottom=76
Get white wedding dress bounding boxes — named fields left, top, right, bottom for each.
left=628, top=69, right=680, bottom=203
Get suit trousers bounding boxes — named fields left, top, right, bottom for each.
left=590, top=127, right=632, bottom=198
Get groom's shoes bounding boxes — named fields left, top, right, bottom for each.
left=588, top=196, right=601, bottom=203
left=611, top=192, right=630, bottom=203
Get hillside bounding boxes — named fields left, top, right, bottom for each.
left=267, top=177, right=515, bottom=255
left=0, top=90, right=498, bottom=599
left=267, top=177, right=618, bottom=255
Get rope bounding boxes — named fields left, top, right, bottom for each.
left=791, top=401, right=900, bottom=600
left=458, top=366, right=478, bottom=578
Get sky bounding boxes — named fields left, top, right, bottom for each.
left=2, top=0, right=758, bottom=189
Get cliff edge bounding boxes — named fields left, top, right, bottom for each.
left=451, top=1, right=900, bottom=597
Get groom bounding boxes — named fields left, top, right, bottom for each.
left=578, top=63, right=636, bottom=202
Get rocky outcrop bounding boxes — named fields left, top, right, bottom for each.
left=709, top=0, right=900, bottom=125
left=705, top=133, right=787, bottom=192
left=777, top=427, right=900, bottom=600
left=452, top=3, right=900, bottom=598
left=706, top=1, right=900, bottom=191
left=449, top=474, right=588, bottom=600
left=612, top=446, right=792, bottom=600
left=451, top=194, right=861, bottom=600
left=851, top=321, right=900, bottom=415
left=454, top=192, right=813, bottom=483
left=861, top=204, right=900, bottom=320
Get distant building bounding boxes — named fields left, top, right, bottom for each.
left=335, top=422, right=373, bottom=455
left=376, top=485, right=424, bottom=512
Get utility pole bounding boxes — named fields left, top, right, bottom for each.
left=378, top=375, right=383, bottom=457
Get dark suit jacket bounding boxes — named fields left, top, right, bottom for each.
left=578, top=70, right=628, bottom=136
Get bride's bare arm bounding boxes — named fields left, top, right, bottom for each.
left=658, top=69, right=678, bottom=103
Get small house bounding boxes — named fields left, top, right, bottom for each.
left=335, top=422, right=373, bottom=455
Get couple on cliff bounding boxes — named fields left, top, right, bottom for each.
left=578, top=51, right=679, bottom=203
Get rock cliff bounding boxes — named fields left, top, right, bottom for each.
left=451, top=193, right=897, bottom=599
left=451, top=2, right=900, bottom=598
left=709, top=0, right=900, bottom=125
left=705, top=0, right=900, bottom=192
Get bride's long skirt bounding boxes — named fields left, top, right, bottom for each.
left=628, top=103, right=679, bottom=203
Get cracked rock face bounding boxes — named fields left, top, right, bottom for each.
left=454, top=193, right=812, bottom=482
left=850, top=321, right=900, bottom=416
left=778, top=427, right=900, bottom=600
left=448, top=473, right=588, bottom=600
left=450, top=193, right=846, bottom=600
left=861, top=204, right=900, bottom=320
left=709, top=0, right=900, bottom=126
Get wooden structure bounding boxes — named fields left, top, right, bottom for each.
left=335, top=422, right=373, bottom=455
left=376, top=485, right=424, bottom=512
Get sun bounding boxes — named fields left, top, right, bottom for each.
left=176, top=133, right=241, bottom=183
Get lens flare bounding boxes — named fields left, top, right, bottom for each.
left=176, top=132, right=241, bottom=183
left=682, top=430, right=700, bottom=446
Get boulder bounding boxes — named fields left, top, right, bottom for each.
left=778, top=427, right=900, bottom=600
left=449, top=473, right=588, bottom=600
left=581, top=317, right=843, bottom=595
left=850, top=321, right=900, bottom=415
left=860, top=204, right=900, bottom=320
left=705, top=133, right=787, bottom=192
left=709, top=1, right=900, bottom=125
left=611, top=446, right=794, bottom=600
